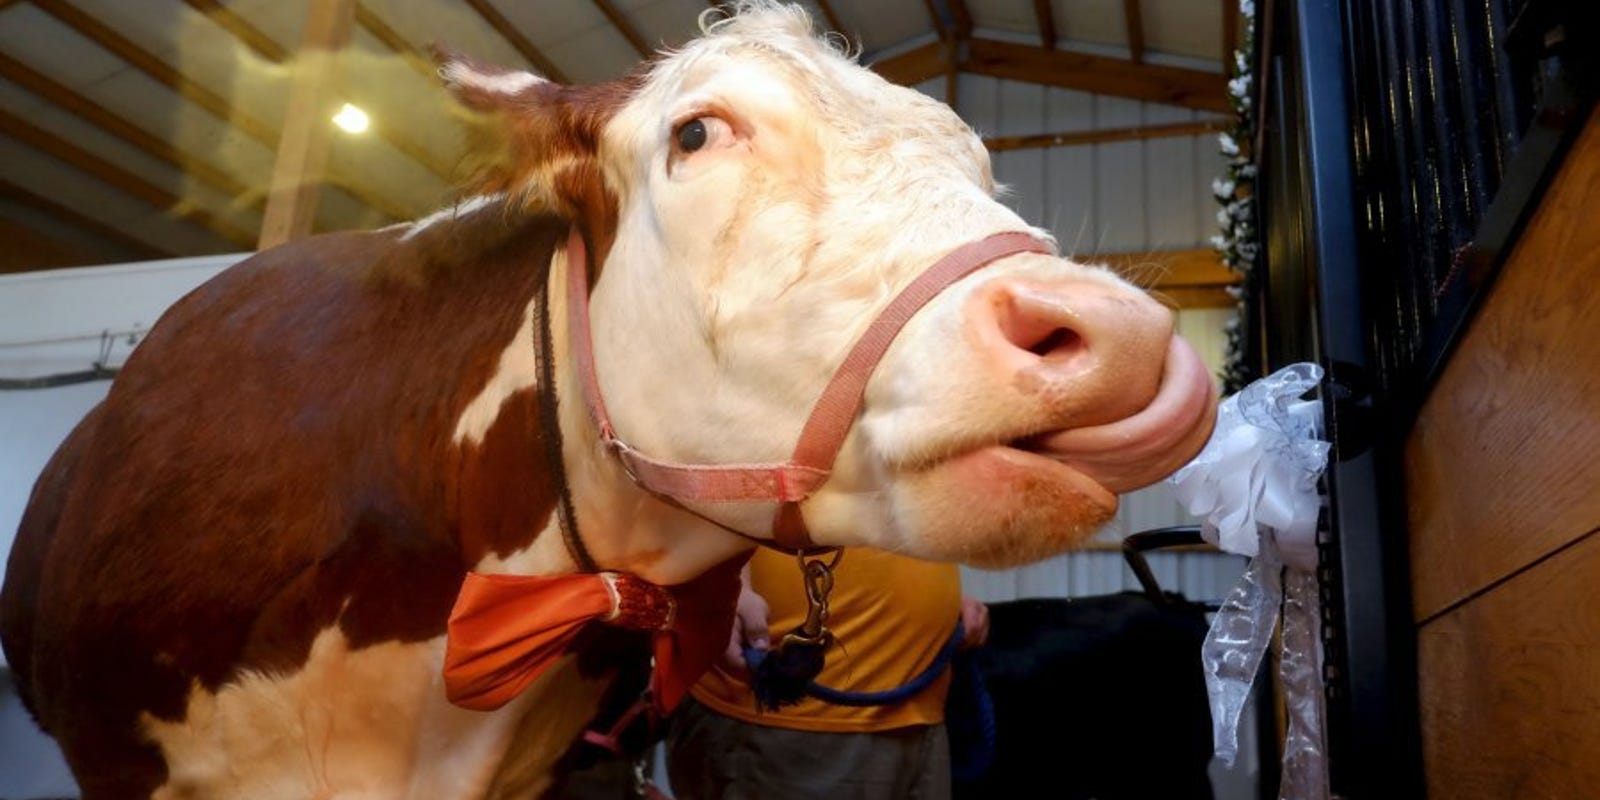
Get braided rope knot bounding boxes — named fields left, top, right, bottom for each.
left=602, top=572, right=677, bottom=631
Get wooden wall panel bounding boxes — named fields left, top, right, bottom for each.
left=1417, top=528, right=1600, bottom=799
left=1406, top=112, right=1600, bottom=621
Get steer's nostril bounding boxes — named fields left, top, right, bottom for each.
left=1026, top=327, right=1082, bottom=359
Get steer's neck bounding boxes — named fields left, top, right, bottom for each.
left=543, top=228, right=755, bottom=585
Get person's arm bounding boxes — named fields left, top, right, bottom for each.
left=958, top=594, right=990, bottom=650
left=721, top=561, right=772, bottom=675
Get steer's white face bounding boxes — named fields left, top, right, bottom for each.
left=446, top=2, right=1216, bottom=582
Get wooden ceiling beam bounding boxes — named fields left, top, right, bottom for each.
left=260, top=0, right=356, bottom=248
left=1223, top=0, right=1240, bottom=61
left=1097, top=248, right=1236, bottom=288
left=0, top=216, right=103, bottom=273
left=32, top=0, right=277, bottom=144
left=1149, top=286, right=1235, bottom=309
left=963, top=37, right=1228, bottom=112
left=920, top=0, right=948, bottom=42
left=179, top=0, right=452, bottom=182
left=0, top=108, right=256, bottom=248
left=1096, top=247, right=1238, bottom=310
left=0, top=178, right=172, bottom=260
left=948, top=0, right=974, bottom=40
left=984, top=118, right=1229, bottom=151
left=592, top=0, right=652, bottom=60
left=354, top=3, right=435, bottom=79
left=180, top=0, right=288, bottom=62
left=1123, top=0, right=1145, bottom=63
left=0, top=51, right=255, bottom=206
left=868, top=41, right=946, bottom=87
left=462, top=0, right=569, bottom=83
left=33, top=0, right=413, bottom=223
left=1032, top=0, right=1057, bottom=50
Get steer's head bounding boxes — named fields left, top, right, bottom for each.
left=443, top=2, right=1216, bottom=580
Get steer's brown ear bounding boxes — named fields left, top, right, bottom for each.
left=437, top=48, right=629, bottom=226
left=437, top=48, right=551, bottom=112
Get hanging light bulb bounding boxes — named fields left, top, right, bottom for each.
left=333, top=103, right=370, bottom=134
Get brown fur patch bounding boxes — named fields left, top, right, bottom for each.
left=0, top=208, right=611, bottom=794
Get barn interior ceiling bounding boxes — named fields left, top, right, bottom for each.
left=0, top=0, right=1238, bottom=274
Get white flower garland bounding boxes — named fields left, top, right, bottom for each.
left=1213, top=0, right=1259, bottom=393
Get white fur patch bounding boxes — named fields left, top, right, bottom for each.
left=452, top=290, right=543, bottom=446
left=442, top=62, right=546, bottom=96
left=400, top=194, right=505, bottom=241
left=143, top=627, right=607, bottom=799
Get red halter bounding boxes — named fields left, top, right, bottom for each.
left=565, top=226, right=1052, bottom=550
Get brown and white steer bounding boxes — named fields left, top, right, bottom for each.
left=0, top=4, right=1216, bottom=798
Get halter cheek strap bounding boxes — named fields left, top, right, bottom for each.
left=565, top=226, right=1052, bottom=550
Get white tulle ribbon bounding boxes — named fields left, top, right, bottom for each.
left=1168, top=363, right=1331, bottom=800
left=1169, top=362, right=1329, bottom=568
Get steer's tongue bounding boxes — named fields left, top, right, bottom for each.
left=1032, top=336, right=1217, bottom=493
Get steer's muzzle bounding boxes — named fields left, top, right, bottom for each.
left=967, top=274, right=1216, bottom=494
left=973, top=276, right=1174, bottom=420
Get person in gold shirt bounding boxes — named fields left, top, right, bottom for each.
left=666, top=547, right=989, bottom=799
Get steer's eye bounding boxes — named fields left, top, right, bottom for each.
left=676, top=118, right=709, bottom=153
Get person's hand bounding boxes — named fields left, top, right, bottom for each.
left=958, top=594, right=989, bottom=651
left=722, top=564, right=771, bottom=676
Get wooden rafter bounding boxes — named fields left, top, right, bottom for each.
left=1032, top=0, right=1056, bottom=50
left=462, top=0, right=569, bottom=82
left=33, top=0, right=277, bottom=144
left=1148, top=286, right=1234, bottom=309
left=0, top=108, right=255, bottom=248
left=592, top=0, right=652, bottom=59
left=29, top=0, right=412, bottom=223
left=0, top=178, right=172, bottom=260
left=963, top=38, right=1228, bottom=111
left=181, top=0, right=288, bottom=62
left=1123, top=0, right=1145, bottom=63
left=918, top=0, right=964, bottom=107
left=948, top=0, right=974, bottom=40
left=0, top=217, right=100, bottom=273
left=0, top=51, right=254, bottom=204
left=920, top=0, right=948, bottom=41
left=180, top=0, right=453, bottom=182
left=984, top=118, right=1230, bottom=151
left=354, top=3, right=435, bottom=79
left=1223, top=0, right=1240, bottom=62
left=1097, top=248, right=1238, bottom=309
left=868, top=41, right=946, bottom=87
left=1099, top=248, right=1235, bottom=287
left=260, top=0, right=355, bottom=248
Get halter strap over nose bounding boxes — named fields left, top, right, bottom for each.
left=565, top=226, right=1053, bottom=550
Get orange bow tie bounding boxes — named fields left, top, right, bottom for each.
left=443, top=557, right=744, bottom=714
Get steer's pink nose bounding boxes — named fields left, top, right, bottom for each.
left=972, top=276, right=1175, bottom=427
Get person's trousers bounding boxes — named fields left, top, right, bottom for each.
left=665, top=697, right=952, bottom=800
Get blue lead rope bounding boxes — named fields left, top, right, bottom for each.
left=741, top=620, right=997, bottom=780
left=742, top=620, right=965, bottom=707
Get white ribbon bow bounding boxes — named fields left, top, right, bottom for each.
left=1168, top=362, right=1331, bottom=800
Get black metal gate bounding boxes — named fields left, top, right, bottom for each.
left=1253, top=0, right=1594, bottom=796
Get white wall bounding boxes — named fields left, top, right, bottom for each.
left=0, top=255, right=245, bottom=599
left=0, top=255, right=243, bottom=798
